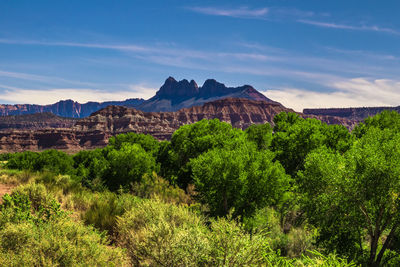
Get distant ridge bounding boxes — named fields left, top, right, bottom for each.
left=0, top=98, right=145, bottom=118
left=0, top=77, right=278, bottom=117
left=303, top=106, right=400, bottom=121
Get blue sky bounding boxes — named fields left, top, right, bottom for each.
left=1, top=0, right=400, bottom=111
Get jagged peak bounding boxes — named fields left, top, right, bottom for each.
left=165, top=76, right=177, bottom=83
left=190, top=79, right=198, bottom=89
left=155, top=77, right=199, bottom=100
left=202, top=79, right=225, bottom=88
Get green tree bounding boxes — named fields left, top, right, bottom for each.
left=167, top=119, right=245, bottom=188
left=271, top=112, right=352, bottom=177
left=73, top=149, right=109, bottom=189
left=299, top=127, right=400, bottom=266
left=6, top=151, right=39, bottom=171
left=353, top=110, right=400, bottom=138
left=245, top=123, right=273, bottom=150
left=191, top=143, right=290, bottom=218
left=6, top=150, right=74, bottom=174
left=108, top=132, right=159, bottom=155
left=104, top=143, right=156, bottom=190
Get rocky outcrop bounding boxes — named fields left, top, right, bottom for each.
left=0, top=113, right=76, bottom=130
left=303, top=106, right=400, bottom=121
left=0, top=98, right=357, bottom=152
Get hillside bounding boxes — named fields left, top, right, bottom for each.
left=303, top=106, right=400, bottom=121
left=0, top=112, right=76, bottom=130
left=0, top=98, right=356, bottom=152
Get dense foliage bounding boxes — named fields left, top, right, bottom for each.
left=3, top=111, right=400, bottom=266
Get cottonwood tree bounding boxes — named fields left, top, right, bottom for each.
left=299, top=127, right=400, bottom=266
left=191, top=143, right=290, bottom=218
left=271, top=112, right=352, bottom=178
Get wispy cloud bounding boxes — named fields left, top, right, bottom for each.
left=323, top=46, right=399, bottom=61
left=0, top=85, right=155, bottom=105
left=0, top=39, right=283, bottom=65
left=298, top=19, right=400, bottom=35
left=264, top=78, right=400, bottom=112
left=187, top=6, right=399, bottom=36
left=0, top=39, right=149, bottom=52
left=187, top=6, right=268, bottom=19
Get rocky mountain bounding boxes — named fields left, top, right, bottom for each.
left=0, top=98, right=145, bottom=118
left=137, top=77, right=277, bottom=112
left=303, top=106, right=400, bottom=121
left=0, top=77, right=276, bottom=117
left=0, top=98, right=356, bottom=152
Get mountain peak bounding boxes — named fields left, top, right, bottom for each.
left=155, top=77, right=199, bottom=100
left=165, top=76, right=177, bottom=83
left=139, top=76, right=280, bottom=111
left=199, top=79, right=230, bottom=98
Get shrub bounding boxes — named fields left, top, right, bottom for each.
left=0, top=218, right=127, bottom=266
left=0, top=169, right=33, bottom=185
left=6, top=151, right=39, bottom=170
left=207, top=216, right=269, bottom=266
left=83, top=191, right=139, bottom=233
left=116, top=199, right=209, bottom=266
left=11, top=183, right=52, bottom=210
left=131, top=172, right=191, bottom=204
left=6, top=150, right=74, bottom=175
left=0, top=189, right=127, bottom=266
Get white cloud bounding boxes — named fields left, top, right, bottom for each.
left=0, top=86, right=156, bottom=105
left=263, top=78, right=400, bottom=112
left=187, top=6, right=268, bottom=18
left=298, top=20, right=400, bottom=35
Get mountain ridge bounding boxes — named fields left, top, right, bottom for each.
left=0, top=77, right=277, bottom=117
left=303, top=106, right=400, bottom=121
left=0, top=98, right=145, bottom=118
left=0, top=97, right=356, bottom=152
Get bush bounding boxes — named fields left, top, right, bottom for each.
left=0, top=218, right=127, bottom=266
left=131, top=172, right=191, bottom=204
left=116, top=198, right=209, bottom=266
left=207, top=216, right=269, bottom=266
left=83, top=191, right=139, bottom=233
left=6, top=150, right=74, bottom=175
left=0, top=169, right=33, bottom=185
left=11, top=183, right=52, bottom=210
left=0, top=189, right=127, bottom=266
left=6, top=151, right=39, bottom=170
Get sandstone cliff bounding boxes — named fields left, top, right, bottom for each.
left=303, top=106, right=400, bottom=121
left=0, top=98, right=356, bottom=152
